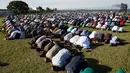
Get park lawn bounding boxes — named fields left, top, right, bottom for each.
left=0, top=17, right=130, bottom=73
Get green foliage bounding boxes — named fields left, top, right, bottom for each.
left=36, top=6, right=43, bottom=11
left=29, top=7, right=56, bottom=14
left=7, top=1, right=57, bottom=14
left=36, top=6, right=45, bottom=14
left=7, top=1, right=29, bottom=14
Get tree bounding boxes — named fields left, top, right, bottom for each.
left=54, top=8, right=57, bottom=11
left=46, top=7, right=53, bottom=12
left=36, top=6, right=42, bottom=11
left=7, top=1, right=29, bottom=14
left=36, top=6, right=45, bottom=13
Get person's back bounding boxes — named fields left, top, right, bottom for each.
left=44, top=42, right=55, bottom=53
left=67, top=26, right=74, bottom=32
left=35, top=35, right=46, bottom=45
left=37, top=38, right=51, bottom=49
left=64, top=32, right=73, bottom=41
left=52, top=48, right=71, bottom=68
left=116, top=69, right=125, bottom=73
left=80, top=67, right=96, bottom=73
left=65, top=56, right=85, bottom=73
left=10, top=30, right=23, bottom=39
left=46, top=44, right=62, bottom=60
left=76, top=36, right=90, bottom=49
left=89, top=31, right=97, bottom=39
left=70, top=35, right=80, bottom=45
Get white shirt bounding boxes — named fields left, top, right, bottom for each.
left=96, top=22, right=102, bottom=29
left=52, top=49, right=71, bottom=68
left=76, top=36, right=90, bottom=48
left=101, top=23, right=108, bottom=29
left=70, top=35, right=80, bottom=45
left=112, top=26, right=119, bottom=32
left=110, top=35, right=120, bottom=44
left=71, top=28, right=77, bottom=34
left=89, top=31, right=97, bottom=39
left=118, top=27, right=123, bottom=32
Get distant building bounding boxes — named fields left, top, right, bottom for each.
left=120, top=3, right=128, bottom=12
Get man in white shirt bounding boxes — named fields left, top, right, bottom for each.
left=51, top=48, right=71, bottom=71
left=110, top=35, right=120, bottom=46
left=70, top=35, right=80, bottom=45
left=76, top=36, right=90, bottom=49
left=96, top=22, right=102, bottom=29
left=112, top=26, right=119, bottom=32
left=118, top=27, right=123, bottom=32
left=89, top=31, right=97, bottom=39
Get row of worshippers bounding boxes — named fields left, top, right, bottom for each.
left=67, top=13, right=127, bottom=32
left=58, top=26, right=121, bottom=48
left=3, top=14, right=56, bottom=40
left=28, top=35, right=97, bottom=73
left=28, top=35, right=125, bottom=73
left=3, top=14, right=121, bottom=47
left=3, top=12, right=128, bottom=40
left=3, top=14, right=121, bottom=48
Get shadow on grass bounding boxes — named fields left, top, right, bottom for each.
left=0, top=62, right=9, bottom=67
left=119, top=39, right=130, bottom=46
left=86, top=58, right=112, bottom=73
left=122, top=30, right=130, bottom=33
left=91, top=43, right=104, bottom=49
left=119, top=42, right=130, bottom=46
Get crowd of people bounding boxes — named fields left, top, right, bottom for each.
left=2, top=12, right=128, bottom=73
left=68, top=12, right=128, bottom=32
left=2, top=12, right=129, bottom=40
left=28, top=34, right=125, bottom=73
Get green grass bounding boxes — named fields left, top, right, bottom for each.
left=0, top=17, right=130, bottom=73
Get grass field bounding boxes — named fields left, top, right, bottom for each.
left=0, top=17, right=130, bottom=73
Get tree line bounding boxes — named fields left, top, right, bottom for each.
left=7, top=1, right=57, bottom=14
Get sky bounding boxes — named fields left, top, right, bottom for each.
left=0, top=0, right=130, bottom=10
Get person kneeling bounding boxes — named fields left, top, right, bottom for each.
left=51, top=49, right=71, bottom=71
left=110, top=35, right=120, bottom=46
left=6, top=30, right=24, bottom=40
